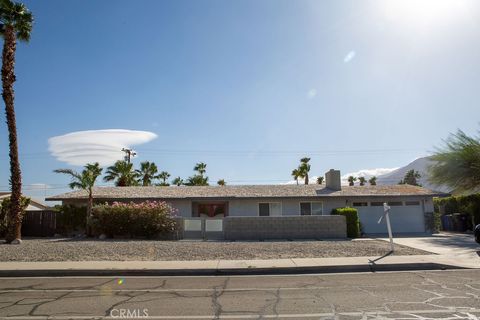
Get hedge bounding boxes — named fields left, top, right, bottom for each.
left=90, top=201, right=178, bottom=238
left=331, top=207, right=360, bottom=238
left=55, top=205, right=87, bottom=235
left=0, top=196, right=30, bottom=238
left=434, top=193, right=480, bottom=226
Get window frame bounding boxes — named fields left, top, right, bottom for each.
left=299, top=201, right=323, bottom=216
left=258, top=202, right=282, bottom=216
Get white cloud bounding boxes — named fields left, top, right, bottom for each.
left=48, top=129, right=158, bottom=166
left=307, top=89, right=317, bottom=99
left=26, top=183, right=51, bottom=190
left=344, top=50, right=356, bottom=63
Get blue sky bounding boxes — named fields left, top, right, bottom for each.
left=0, top=0, right=479, bottom=200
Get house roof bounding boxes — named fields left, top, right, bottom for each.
left=0, top=193, right=49, bottom=210
left=46, top=184, right=446, bottom=201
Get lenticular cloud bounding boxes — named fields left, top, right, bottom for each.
left=48, top=129, right=158, bottom=166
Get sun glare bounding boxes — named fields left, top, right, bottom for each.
left=379, top=0, right=473, bottom=27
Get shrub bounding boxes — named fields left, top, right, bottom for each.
left=90, top=201, right=178, bottom=238
left=435, top=194, right=480, bottom=227
left=331, top=207, right=360, bottom=238
left=55, top=205, right=87, bottom=235
left=0, top=196, right=30, bottom=238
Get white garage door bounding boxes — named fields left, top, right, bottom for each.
left=357, top=203, right=425, bottom=234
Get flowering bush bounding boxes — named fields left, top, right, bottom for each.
left=90, top=201, right=178, bottom=238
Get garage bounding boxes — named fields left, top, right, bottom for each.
left=356, top=201, right=426, bottom=234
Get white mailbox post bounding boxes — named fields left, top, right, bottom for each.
left=378, top=203, right=395, bottom=252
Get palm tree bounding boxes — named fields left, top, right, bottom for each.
left=217, top=179, right=226, bottom=186
left=1, top=0, right=33, bottom=243
left=399, top=169, right=421, bottom=186
left=369, top=176, right=377, bottom=186
left=172, top=176, right=184, bottom=186
left=135, top=161, right=159, bottom=186
left=291, top=169, right=301, bottom=185
left=299, top=157, right=311, bottom=185
left=157, top=171, right=170, bottom=186
left=429, top=129, right=480, bottom=193
left=358, top=176, right=366, bottom=186
left=54, top=163, right=102, bottom=236
left=103, top=160, right=138, bottom=187
left=194, top=162, right=207, bottom=176
left=347, top=176, right=357, bottom=186
left=317, top=176, right=324, bottom=185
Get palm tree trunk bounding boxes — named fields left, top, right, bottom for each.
left=2, top=26, right=22, bottom=243
left=305, top=174, right=309, bottom=185
left=87, top=189, right=93, bottom=236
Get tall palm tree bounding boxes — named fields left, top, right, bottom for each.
left=157, top=171, right=170, bottom=186
left=217, top=179, right=226, bottom=186
left=369, top=176, right=377, bottom=186
left=358, top=176, right=366, bottom=186
left=299, top=157, right=311, bottom=185
left=1, top=0, right=33, bottom=243
left=54, top=163, right=102, bottom=236
left=291, top=169, right=301, bottom=185
left=194, top=162, right=207, bottom=176
left=429, top=129, right=480, bottom=193
left=347, top=176, right=357, bottom=186
left=317, top=176, right=324, bottom=185
left=103, top=160, right=138, bottom=187
left=172, top=176, right=184, bottom=186
left=135, top=161, right=159, bottom=186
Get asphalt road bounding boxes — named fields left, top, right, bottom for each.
left=0, top=270, right=480, bottom=319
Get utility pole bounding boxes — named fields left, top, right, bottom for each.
left=121, top=148, right=137, bottom=164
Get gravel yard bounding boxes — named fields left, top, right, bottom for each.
left=0, top=238, right=430, bottom=262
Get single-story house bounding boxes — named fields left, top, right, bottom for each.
left=47, top=170, right=445, bottom=235
left=0, top=192, right=49, bottom=211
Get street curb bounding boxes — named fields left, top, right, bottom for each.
left=0, top=263, right=466, bottom=277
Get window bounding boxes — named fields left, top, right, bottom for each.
left=370, top=202, right=384, bottom=206
left=405, top=201, right=420, bottom=206
left=352, top=202, right=368, bottom=207
left=388, top=201, right=403, bottom=206
left=258, top=202, right=281, bottom=216
left=299, top=202, right=323, bottom=215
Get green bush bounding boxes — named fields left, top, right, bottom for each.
left=331, top=207, right=360, bottom=238
left=55, top=205, right=87, bottom=235
left=435, top=194, right=480, bottom=227
left=0, top=196, right=30, bottom=238
left=90, top=201, right=178, bottom=238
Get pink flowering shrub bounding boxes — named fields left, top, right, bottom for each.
left=90, top=201, right=178, bottom=238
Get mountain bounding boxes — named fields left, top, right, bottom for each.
left=376, top=156, right=450, bottom=192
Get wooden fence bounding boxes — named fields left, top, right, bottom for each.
left=21, top=210, right=56, bottom=237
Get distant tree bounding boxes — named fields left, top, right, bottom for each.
left=317, top=176, right=324, bottom=184
left=103, top=160, right=139, bottom=187
left=298, top=157, right=311, bottom=185
left=369, top=176, right=377, bottom=186
left=399, top=169, right=421, bottom=186
left=157, top=171, right=171, bottom=186
left=429, top=129, right=480, bottom=193
left=135, top=161, right=159, bottom=186
left=348, top=176, right=357, bottom=186
left=194, top=162, right=207, bottom=176
left=358, top=176, right=367, bottom=186
left=186, top=163, right=209, bottom=186
left=172, top=177, right=184, bottom=186
left=54, top=163, right=102, bottom=235
left=217, top=179, right=226, bottom=186
left=291, top=169, right=301, bottom=185
left=1, top=0, right=34, bottom=243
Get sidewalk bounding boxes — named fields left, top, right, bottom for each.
left=0, top=252, right=478, bottom=277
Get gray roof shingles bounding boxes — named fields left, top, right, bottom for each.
left=46, top=184, right=445, bottom=201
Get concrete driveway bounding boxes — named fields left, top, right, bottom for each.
left=387, top=232, right=479, bottom=255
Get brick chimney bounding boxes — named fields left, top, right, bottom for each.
left=325, top=169, right=341, bottom=190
